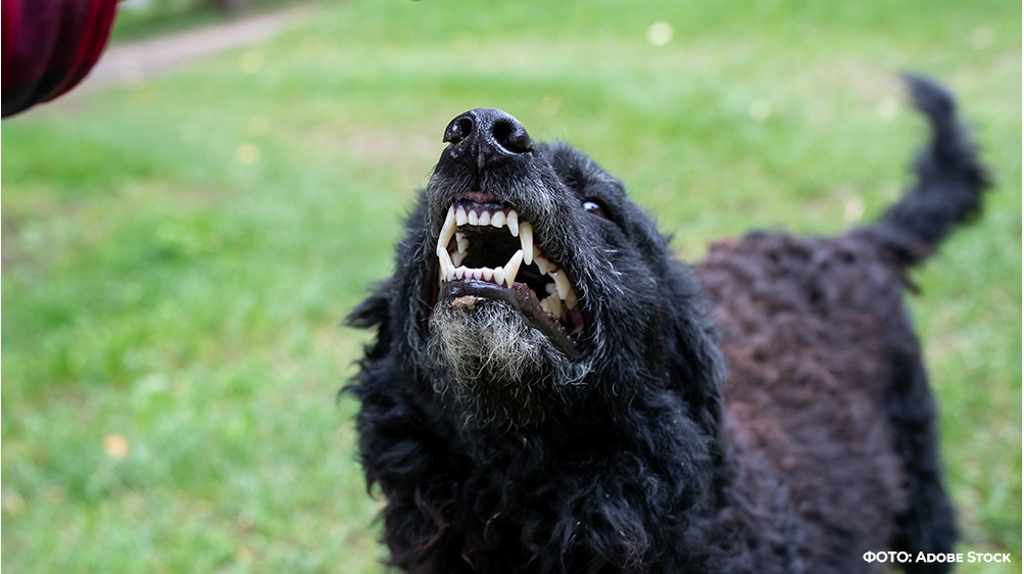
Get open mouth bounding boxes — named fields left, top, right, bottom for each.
left=430, top=193, right=585, bottom=354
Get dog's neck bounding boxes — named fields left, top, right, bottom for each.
left=413, top=370, right=722, bottom=571
left=432, top=371, right=721, bottom=480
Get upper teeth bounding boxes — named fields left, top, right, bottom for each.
left=436, top=205, right=579, bottom=317
left=520, top=222, right=534, bottom=265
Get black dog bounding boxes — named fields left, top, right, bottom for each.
left=345, top=76, right=987, bottom=574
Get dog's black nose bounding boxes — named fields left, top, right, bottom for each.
left=443, top=108, right=534, bottom=171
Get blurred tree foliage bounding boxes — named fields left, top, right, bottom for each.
left=111, top=0, right=302, bottom=40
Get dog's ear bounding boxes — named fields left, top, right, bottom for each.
left=345, top=282, right=393, bottom=358
left=346, top=288, right=389, bottom=329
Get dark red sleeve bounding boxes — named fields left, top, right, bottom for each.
left=2, top=0, right=118, bottom=117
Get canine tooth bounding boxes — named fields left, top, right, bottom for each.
left=437, top=245, right=453, bottom=267
left=507, top=210, right=519, bottom=236
left=451, top=251, right=466, bottom=267
left=552, top=270, right=571, bottom=300
left=457, top=236, right=469, bottom=254
left=535, top=256, right=552, bottom=275
left=482, top=268, right=493, bottom=281
left=445, top=262, right=455, bottom=281
left=493, top=267, right=506, bottom=287
left=479, top=211, right=491, bottom=226
left=491, top=211, right=506, bottom=228
left=565, top=288, right=578, bottom=309
left=437, top=207, right=456, bottom=252
left=504, top=250, right=524, bottom=286
left=545, top=283, right=557, bottom=295
left=455, top=207, right=468, bottom=226
left=520, top=223, right=533, bottom=265
left=468, top=210, right=479, bottom=226
left=443, top=205, right=455, bottom=231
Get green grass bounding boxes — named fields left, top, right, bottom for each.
left=2, top=0, right=1019, bottom=571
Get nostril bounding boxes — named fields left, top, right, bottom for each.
left=492, top=119, right=534, bottom=154
left=456, top=118, right=473, bottom=141
left=444, top=116, right=475, bottom=145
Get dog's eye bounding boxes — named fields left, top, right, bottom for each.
left=583, top=200, right=609, bottom=220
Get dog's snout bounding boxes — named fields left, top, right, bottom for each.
left=443, top=108, right=533, bottom=170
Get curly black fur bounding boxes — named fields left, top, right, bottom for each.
left=344, top=76, right=987, bottom=573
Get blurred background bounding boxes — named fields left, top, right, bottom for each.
left=1, top=0, right=1020, bottom=572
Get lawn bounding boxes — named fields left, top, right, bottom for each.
left=2, top=0, right=1020, bottom=572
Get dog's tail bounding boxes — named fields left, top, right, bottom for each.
left=872, top=75, right=989, bottom=267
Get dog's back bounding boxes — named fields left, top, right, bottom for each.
left=696, top=76, right=987, bottom=573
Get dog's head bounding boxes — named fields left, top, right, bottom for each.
left=349, top=109, right=723, bottom=433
